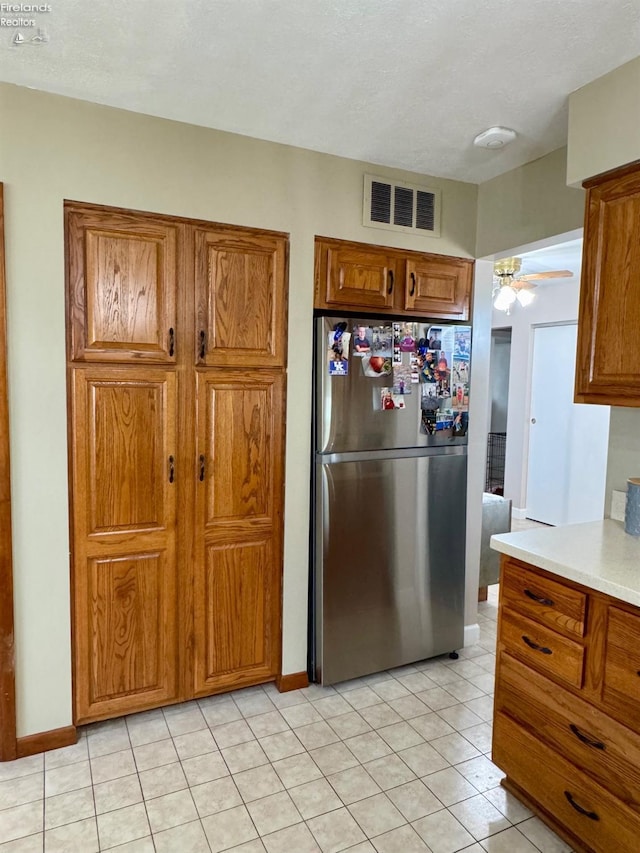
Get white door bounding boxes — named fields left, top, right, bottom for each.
left=526, top=323, right=610, bottom=526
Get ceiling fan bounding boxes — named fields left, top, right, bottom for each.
left=493, top=256, right=573, bottom=311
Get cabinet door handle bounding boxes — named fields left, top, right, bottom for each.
left=569, top=724, right=605, bottom=751
left=564, top=791, right=599, bottom=821
left=387, top=270, right=394, bottom=295
left=409, top=271, right=416, bottom=297
left=168, top=327, right=175, bottom=357
left=521, top=635, right=552, bottom=655
left=168, top=455, right=175, bottom=484
left=199, top=454, right=205, bottom=482
left=199, top=330, right=206, bottom=360
left=524, top=588, right=554, bottom=607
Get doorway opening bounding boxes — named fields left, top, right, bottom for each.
left=486, top=328, right=511, bottom=495
left=487, top=230, right=610, bottom=526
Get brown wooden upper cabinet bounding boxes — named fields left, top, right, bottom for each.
left=576, top=162, right=640, bottom=405
left=321, top=243, right=397, bottom=311
left=315, top=236, right=473, bottom=320
left=404, top=255, right=472, bottom=317
left=66, top=207, right=179, bottom=363
left=195, top=226, right=287, bottom=368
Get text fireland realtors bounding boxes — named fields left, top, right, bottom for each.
left=1, top=3, right=50, bottom=26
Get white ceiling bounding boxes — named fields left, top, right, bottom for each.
left=510, top=238, right=584, bottom=284
left=2, top=1, right=640, bottom=184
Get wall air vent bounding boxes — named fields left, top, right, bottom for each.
left=363, top=174, right=441, bottom=238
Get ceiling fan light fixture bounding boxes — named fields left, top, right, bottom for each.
left=494, top=285, right=517, bottom=311
left=516, top=288, right=536, bottom=307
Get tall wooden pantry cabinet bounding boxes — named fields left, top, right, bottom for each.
left=65, top=202, right=288, bottom=724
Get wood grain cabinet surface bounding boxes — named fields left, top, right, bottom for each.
left=66, top=202, right=287, bottom=724
left=494, top=556, right=640, bottom=853
left=576, top=161, right=640, bottom=405
left=314, top=237, right=473, bottom=320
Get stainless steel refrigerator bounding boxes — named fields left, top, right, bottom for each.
left=311, top=316, right=471, bottom=685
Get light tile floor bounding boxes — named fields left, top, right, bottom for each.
left=0, top=586, right=574, bottom=852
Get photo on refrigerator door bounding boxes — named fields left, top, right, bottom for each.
left=352, top=325, right=372, bottom=356
left=361, top=354, right=392, bottom=377
left=380, top=388, right=405, bottom=410
left=453, top=327, right=471, bottom=361
left=327, top=325, right=350, bottom=375
left=392, top=361, right=412, bottom=395
left=371, top=325, right=393, bottom=356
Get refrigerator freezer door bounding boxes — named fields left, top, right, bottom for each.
left=316, top=316, right=470, bottom=453
left=315, top=449, right=466, bottom=685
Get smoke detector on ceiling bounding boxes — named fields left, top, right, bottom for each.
left=473, top=127, right=517, bottom=149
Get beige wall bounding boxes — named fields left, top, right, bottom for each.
left=475, top=147, right=585, bottom=259
left=567, top=56, right=640, bottom=186
left=605, top=409, right=640, bottom=516
left=0, top=83, right=481, bottom=737
left=566, top=58, right=640, bottom=515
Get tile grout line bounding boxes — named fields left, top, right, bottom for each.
left=125, top=714, right=158, bottom=853
left=11, top=628, right=570, bottom=853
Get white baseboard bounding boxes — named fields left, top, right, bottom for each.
left=511, top=507, right=527, bottom=520
left=464, top=623, right=480, bottom=647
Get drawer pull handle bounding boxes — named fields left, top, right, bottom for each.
left=521, top=635, right=552, bottom=655
left=564, top=791, right=599, bottom=821
left=524, top=588, right=554, bottom=607
left=569, top=724, right=605, bottom=751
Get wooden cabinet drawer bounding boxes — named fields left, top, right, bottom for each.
left=501, top=559, right=586, bottom=638
left=499, top=606, right=584, bottom=688
left=602, top=605, right=640, bottom=733
left=496, top=652, right=640, bottom=813
left=494, top=711, right=640, bottom=853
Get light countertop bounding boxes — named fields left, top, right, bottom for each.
left=490, top=519, right=640, bottom=607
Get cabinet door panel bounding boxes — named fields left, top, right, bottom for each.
left=602, top=605, right=640, bottom=731
left=194, top=370, right=284, bottom=694
left=322, top=246, right=395, bottom=311
left=195, top=228, right=287, bottom=367
left=66, top=207, right=178, bottom=363
left=576, top=168, right=640, bottom=404
left=405, top=257, right=471, bottom=319
left=88, top=380, right=168, bottom=534
left=204, top=384, right=271, bottom=524
left=88, top=552, right=174, bottom=705
left=200, top=539, right=272, bottom=681
left=71, top=367, right=178, bottom=722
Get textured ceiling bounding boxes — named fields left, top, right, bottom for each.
left=1, top=1, right=640, bottom=183
left=503, top=239, right=584, bottom=285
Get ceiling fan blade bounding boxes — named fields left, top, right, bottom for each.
left=513, top=280, right=537, bottom=291
left=518, top=270, right=573, bottom=281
